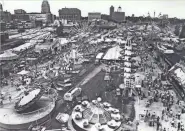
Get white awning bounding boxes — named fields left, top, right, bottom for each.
left=96, top=53, right=104, bottom=59
left=0, top=51, right=18, bottom=61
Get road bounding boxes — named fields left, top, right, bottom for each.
left=49, top=64, right=106, bottom=129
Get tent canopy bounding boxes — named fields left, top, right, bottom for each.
left=0, top=50, right=18, bottom=61
left=17, top=70, right=30, bottom=75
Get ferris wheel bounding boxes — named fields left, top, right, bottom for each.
left=70, top=21, right=94, bottom=34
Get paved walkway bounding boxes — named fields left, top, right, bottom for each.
left=80, top=64, right=104, bottom=86
left=134, top=51, right=185, bottom=131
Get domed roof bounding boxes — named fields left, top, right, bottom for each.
left=41, top=0, right=50, bottom=13
left=42, top=0, right=49, bottom=4
left=82, top=103, right=111, bottom=124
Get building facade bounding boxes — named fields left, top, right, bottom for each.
left=59, top=8, right=81, bottom=22
left=112, top=12, right=125, bottom=23
left=41, top=0, right=51, bottom=13
left=12, top=14, right=30, bottom=21
left=14, top=9, right=26, bottom=14
left=88, top=12, right=101, bottom=21
left=0, top=4, right=11, bottom=23
left=27, top=13, right=53, bottom=26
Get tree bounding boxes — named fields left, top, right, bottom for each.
left=179, top=25, right=185, bottom=38
left=174, top=25, right=180, bottom=36
left=56, top=24, right=63, bottom=36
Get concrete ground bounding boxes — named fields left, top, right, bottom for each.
left=134, top=52, right=185, bottom=131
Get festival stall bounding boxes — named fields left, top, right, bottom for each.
left=0, top=50, right=18, bottom=61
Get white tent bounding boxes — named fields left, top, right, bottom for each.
left=105, top=38, right=112, bottom=43
left=17, top=70, right=30, bottom=75
left=60, top=38, right=68, bottom=45
left=96, top=53, right=104, bottom=59
left=103, top=46, right=122, bottom=60
left=0, top=51, right=18, bottom=61
left=13, top=42, right=33, bottom=52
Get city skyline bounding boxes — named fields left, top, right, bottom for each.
left=1, top=0, right=185, bottom=19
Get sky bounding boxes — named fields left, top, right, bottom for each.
left=1, top=0, right=185, bottom=19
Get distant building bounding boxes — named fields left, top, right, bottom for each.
left=17, top=21, right=33, bottom=29
left=112, top=9, right=125, bottom=23
left=110, top=6, right=125, bottom=23
left=0, top=3, right=3, bottom=11
left=101, top=14, right=109, bottom=21
left=88, top=12, right=101, bottom=22
left=27, top=12, right=53, bottom=26
left=0, top=22, right=6, bottom=31
left=159, top=14, right=168, bottom=19
left=58, top=8, right=81, bottom=22
left=110, top=5, right=114, bottom=19
left=12, top=14, right=30, bottom=21
left=163, top=14, right=168, bottom=19
left=14, top=9, right=26, bottom=14
left=180, top=25, right=185, bottom=38
left=41, top=0, right=51, bottom=13
left=2, top=11, right=12, bottom=22
left=0, top=4, right=12, bottom=23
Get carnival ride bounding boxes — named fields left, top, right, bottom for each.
left=69, top=98, right=122, bottom=131
left=14, top=88, right=45, bottom=112
left=0, top=85, right=57, bottom=131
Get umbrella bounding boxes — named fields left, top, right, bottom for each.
left=92, top=100, right=98, bottom=104
left=75, top=112, right=82, bottom=120
left=17, top=70, right=30, bottom=75
left=82, top=100, right=89, bottom=106
left=111, top=113, right=121, bottom=121
left=119, top=83, right=126, bottom=89
left=74, top=105, right=82, bottom=112
left=95, top=123, right=101, bottom=128
left=103, top=102, right=111, bottom=107
left=107, top=119, right=117, bottom=127
left=58, top=113, right=69, bottom=123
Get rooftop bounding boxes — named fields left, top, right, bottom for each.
left=59, top=8, right=81, bottom=14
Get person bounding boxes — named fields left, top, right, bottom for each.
left=171, top=119, right=175, bottom=127
left=177, top=111, right=181, bottom=120
left=157, top=116, right=160, bottom=122
left=156, top=121, right=160, bottom=130
left=178, top=122, right=181, bottom=131
left=9, top=96, right=12, bottom=102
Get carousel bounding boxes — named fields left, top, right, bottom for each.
left=69, top=97, right=122, bottom=131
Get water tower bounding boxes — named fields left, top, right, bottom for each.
left=117, top=6, right=122, bottom=12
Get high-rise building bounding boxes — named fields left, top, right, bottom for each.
left=110, top=5, right=114, bottom=19
left=41, top=0, right=51, bottom=14
left=58, top=8, right=81, bottom=22
left=112, top=6, right=125, bottom=23
left=0, top=3, right=3, bottom=21
left=0, top=3, right=3, bottom=11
